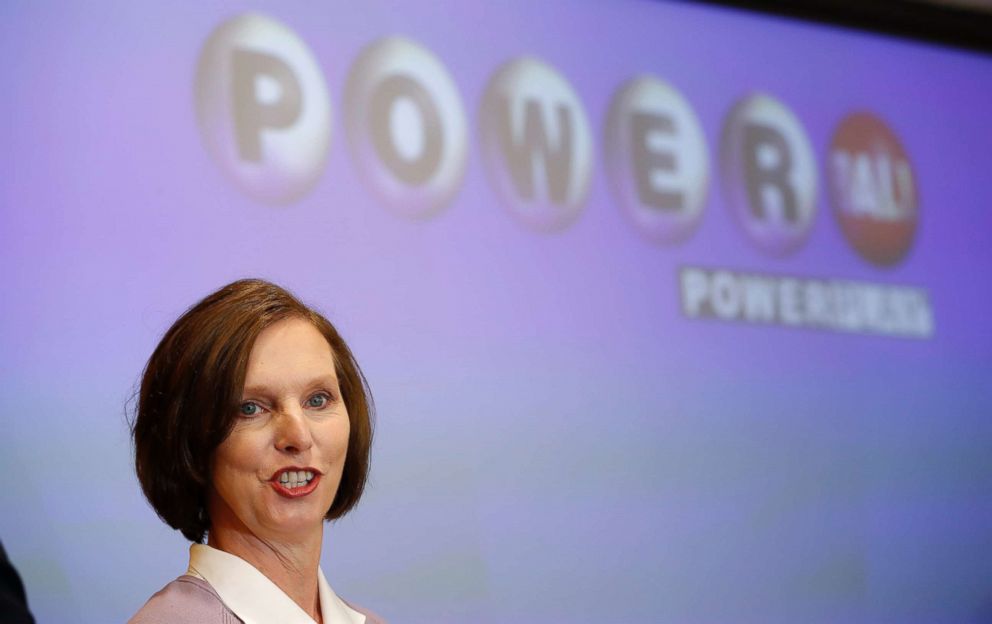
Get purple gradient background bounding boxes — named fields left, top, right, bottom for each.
left=1, top=1, right=991, bottom=622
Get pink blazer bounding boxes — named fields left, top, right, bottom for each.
left=129, top=576, right=386, bottom=624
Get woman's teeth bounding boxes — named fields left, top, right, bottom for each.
left=278, top=470, right=315, bottom=488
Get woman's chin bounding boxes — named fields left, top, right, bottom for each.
left=259, top=495, right=332, bottom=535
left=258, top=509, right=326, bottom=538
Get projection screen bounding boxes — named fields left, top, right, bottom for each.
left=1, top=1, right=990, bottom=622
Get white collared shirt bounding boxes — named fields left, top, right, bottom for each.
left=185, top=544, right=365, bottom=624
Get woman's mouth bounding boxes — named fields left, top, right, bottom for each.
left=270, top=468, right=321, bottom=498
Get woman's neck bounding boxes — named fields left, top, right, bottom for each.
left=208, top=524, right=325, bottom=623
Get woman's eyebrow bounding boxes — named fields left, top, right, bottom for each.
left=241, top=374, right=340, bottom=397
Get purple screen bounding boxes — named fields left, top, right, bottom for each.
left=1, top=1, right=991, bottom=622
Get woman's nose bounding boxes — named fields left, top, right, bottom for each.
left=273, top=406, right=314, bottom=453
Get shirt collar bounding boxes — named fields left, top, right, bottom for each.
left=187, top=543, right=365, bottom=624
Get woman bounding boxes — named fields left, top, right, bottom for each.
left=129, top=279, right=384, bottom=623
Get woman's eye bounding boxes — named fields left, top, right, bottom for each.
left=239, top=402, right=260, bottom=416
left=306, top=394, right=329, bottom=409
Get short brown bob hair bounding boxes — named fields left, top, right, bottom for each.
left=131, top=279, right=373, bottom=543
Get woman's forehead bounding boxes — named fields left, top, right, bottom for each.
left=243, top=318, right=338, bottom=388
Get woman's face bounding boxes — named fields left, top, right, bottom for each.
left=208, top=317, right=350, bottom=541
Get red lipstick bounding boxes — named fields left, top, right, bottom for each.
left=269, top=467, right=321, bottom=499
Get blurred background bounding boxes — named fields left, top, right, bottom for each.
left=1, top=1, right=991, bottom=622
